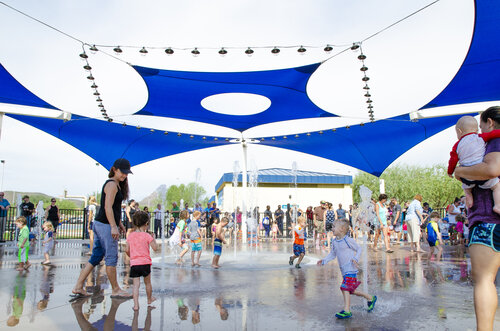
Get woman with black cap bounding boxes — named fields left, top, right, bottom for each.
left=72, top=158, right=133, bottom=299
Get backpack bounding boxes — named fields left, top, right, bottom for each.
left=426, top=222, right=437, bottom=243
left=263, top=217, right=270, bottom=225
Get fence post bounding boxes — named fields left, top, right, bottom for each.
left=82, top=207, right=87, bottom=240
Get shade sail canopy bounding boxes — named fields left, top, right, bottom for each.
left=133, top=63, right=331, bottom=131
left=1, top=0, right=499, bottom=177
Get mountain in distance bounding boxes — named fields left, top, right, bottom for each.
left=2, top=191, right=84, bottom=208
left=138, top=184, right=167, bottom=207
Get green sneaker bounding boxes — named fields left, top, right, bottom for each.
left=335, top=310, right=352, bottom=319
left=367, top=295, right=377, bottom=312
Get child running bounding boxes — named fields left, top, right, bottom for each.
left=15, top=217, right=31, bottom=271
left=426, top=212, right=444, bottom=261
left=289, top=216, right=306, bottom=269
left=41, top=221, right=55, bottom=265
left=189, top=211, right=203, bottom=267
left=125, top=210, right=159, bottom=311
left=212, top=217, right=228, bottom=269
left=317, top=219, right=377, bottom=319
left=170, top=210, right=190, bottom=264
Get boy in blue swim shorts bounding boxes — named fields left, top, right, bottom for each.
left=318, top=219, right=377, bottom=319
left=189, top=211, right=203, bottom=267
left=212, top=217, right=228, bottom=269
left=289, top=216, right=307, bottom=268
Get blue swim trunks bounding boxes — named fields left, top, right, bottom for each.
left=191, top=242, right=202, bottom=251
left=468, top=223, right=500, bottom=252
left=293, top=243, right=305, bottom=256
left=214, top=238, right=222, bottom=256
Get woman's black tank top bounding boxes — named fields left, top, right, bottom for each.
left=95, top=179, right=123, bottom=225
left=47, top=205, right=59, bottom=221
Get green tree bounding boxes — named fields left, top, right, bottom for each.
left=164, top=182, right=208, bottom=208
left=352, top=164, right=463, bottom=208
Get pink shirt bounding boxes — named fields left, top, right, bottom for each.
left=127, top=231, right=154, bottom=266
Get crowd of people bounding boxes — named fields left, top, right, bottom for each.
left=8, top=107, right=500, bottom=329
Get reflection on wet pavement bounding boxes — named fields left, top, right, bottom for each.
left=0, top=239, right=498, bottom=330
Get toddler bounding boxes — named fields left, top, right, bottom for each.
left=15, top=217, right=31, bottom=271
left=426, top=212, right=443, bottom=261
left=317, top=219, right=377, bottom=319
left=125, top=210, right=159, bottom=311
left=271, top=221, right=280, bottom=242
left=289, top=216, right=306, bottom=269
left=41, top=221, right=54, bottom=265
left=448, top=116, right=500, bottom=213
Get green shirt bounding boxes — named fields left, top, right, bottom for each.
left=172, top=206, right=180, bottom=219
left=18, top=226, right=29, bottom=247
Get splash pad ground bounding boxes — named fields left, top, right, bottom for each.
left=0, top=239, right=497, bottom=330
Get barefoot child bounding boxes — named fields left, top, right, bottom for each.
left=212, top=217, right=228, bottom=269
left=189, top=211, right=203, bottom=267
left=271, top=221, right=280, bottom=242
left=447, top=116, right=500, bottom=213
left=170, top=210, right=190, bottom=264
left=289, top=216, right=306, bottom=269
left=41, top=222, right=54, bottom=265
left=125, top=211, right=159, bottom=310
left=317, top=219, right=377, bottom=319
left=426, top=212, right=444, bottom=261
left=15, top=217, right=31, bottom=271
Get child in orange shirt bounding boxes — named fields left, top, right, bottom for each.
left=289, top=216, right=306, bottom=268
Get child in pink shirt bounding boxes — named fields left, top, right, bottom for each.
left=126, top=211, right=159, bottom=311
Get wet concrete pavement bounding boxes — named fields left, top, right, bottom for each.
left=0, top=238, right=498, bottom=330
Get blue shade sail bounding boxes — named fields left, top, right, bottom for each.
left=257, top=114, right=465, bottom=177
left=7, top=114, right=232, bottom=170
left=132, top=63, right=333, bottom=132
left=7, top=113, right=464, bottom=176
left=422, top=0, right=500, bottom=109
left=0, top=64, right=57, bottom=110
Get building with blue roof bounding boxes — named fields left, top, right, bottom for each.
left=214, top=168, right=353, bottom=212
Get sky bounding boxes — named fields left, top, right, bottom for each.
left=0, top=0, right=488, bottom=203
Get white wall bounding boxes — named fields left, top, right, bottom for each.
left=218, top=183, right=353, bottom=212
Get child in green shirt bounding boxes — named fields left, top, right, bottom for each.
left=15, top=217, right=30, bottom=271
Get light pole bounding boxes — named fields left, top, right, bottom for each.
left=0, top=160, right=5, bottom=191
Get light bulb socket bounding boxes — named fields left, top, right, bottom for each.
left=89, top=45, right=98, bottom=53
left=79, top=53, right=88, bottom=59
left=351, top=43, right=360, bottom=51
left=93, top=92, right=100, bottom=96
left=271, top=47, right=280, bottom=54
left=364, top=93, right=371, bottom=97
left=362, top=76, right=370, bottom=82
left=87, top=75, right=95, bottom=80
left=297, top=46, right=306, bottom=53
left=191, top=47, right=200, bottom=55
left=96, top=97, right=102, bottom=102
left=218, top=48, right=227, bottom=55
left=360, top=66, right=368, bottom=72
left=245, top=47, right=254, bottom=55
left=139, top=47, right=148, bottom=54
left=358, top=54, right=367, bottom=60
left=363, top=85, right=370, bottom=90
left=83, top=65, right=92, bottom=71
left=113, top=46, right=122, bottom=53
left=324, top=45, right=333, bottom=52
left=91, top=83, right=98, bottom=88
left=165, top=48, right=174, bottom=55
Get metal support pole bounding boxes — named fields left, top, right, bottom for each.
left=241, top=140, right=248, bottom=244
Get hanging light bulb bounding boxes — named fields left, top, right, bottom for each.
left=366, top=99, right=373, bottom=103
left=306, top=132, right=311, bottom=136
left=113, top=46, right=122, bottom=54
left=319, top=131, right=324, bottom=134
left=87, top=74, right=95, bottom=80
left=79, top=53, right=88, bottom=60
left=98, top=103, right=104, bottom=108
left=362, top=76, right=370, bottom=82
left=260, top=138, right=265, bottom=141
left=332, top=128, right=336, bottom=132
left=83, top=65, right=92, bottom=71
left=295, top=134, right=299, bottom=138
left=100, top=109, right=106, bottom=113
left=245, top=47, right=254, bottom=56
left=214, top=137, right=218, bottom=141
left=93, top=92, right=100, bottom=96
left=150, top=129, right=155, bottom=132
left=324, top=45, right=333, bottom=53
left=218, top=47, right=227, bottom=56
left=122, top=122, right=127, bottom=127
left=136, top=125, right=141, bottom=129
left=225, top=138, right=229, bottom=141
left=177, top=132, right=182, bottom=136
left=364, top=93, right=371, bottom=97
left=346, top=125, right=350, bottom=129
left=271, top=47, right=280, bottom=54
left=360, top=122, right=365, bottom=126
left=202, top=136, right=207, bottom=140
left=351, top=43, right=360, bottom=51
left=283, top=136, right=287, bottom=139
left=139, top=47, right=148, bottom=55
left=360, top=66, right=368, bottom=71
left=91, top=83, right=98, bottom=89
left=368, top=104, right=373, bottom=109
left=164, top=131, right=169, bottom=135
left=297, top=46, right=306, bottom=53
left=358, top=54, right=366, bottom=60
left=191, top=47, right=200, bottom=56
left=107, top=118, right=113, bottom=122
left=89, top=45, right=98, bottom=53
left=272, top=137, right=276, bottom=140
left=190, top=135, right=194, bottom=139
left=96, top=97, right=102, bottom=102
left=165, top=47, right=174, bottom=55
left=363, top=85, right=370, bottom=90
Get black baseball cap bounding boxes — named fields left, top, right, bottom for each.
left=113, top=158, right=133, bottom=174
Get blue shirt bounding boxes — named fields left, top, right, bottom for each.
left=0, top=199, right=9, bottom=217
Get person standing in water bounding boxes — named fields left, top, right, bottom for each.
left=72, top=158, right=133, bottom=299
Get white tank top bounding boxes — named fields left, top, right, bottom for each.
left=448, top=204, right=460, bottom=224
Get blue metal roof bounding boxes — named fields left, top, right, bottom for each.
left=215, top=168, right=353, bottom=192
